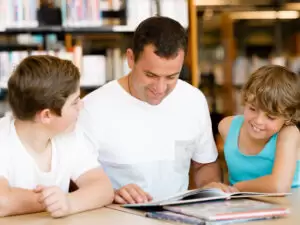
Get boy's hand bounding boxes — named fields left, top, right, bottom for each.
left=203, top=182, right=239, bottom=193
left=114, top=184, right=152, bottom=204
left=34, top=185, right=71, bottom=218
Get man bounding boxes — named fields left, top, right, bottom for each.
left=77, top=16, right=222, bottom=204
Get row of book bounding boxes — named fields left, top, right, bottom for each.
left=0, top=48, right=130, bottom=89
left=0, top=0, right=188, bottom=30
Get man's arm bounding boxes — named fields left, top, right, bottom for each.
left=190, top=160, right=222, bottom=189
left=0, top=178, right=44, bottom=217
left=68, top=168, right=114, bottom=215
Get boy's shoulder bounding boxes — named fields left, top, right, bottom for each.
left=218, top=116, right=238, bottom=139
left=0, top=115, right=13, bottom=138
left=278, top=125, right=300, bottom=140
left=0, top=116, right=15, bottom=157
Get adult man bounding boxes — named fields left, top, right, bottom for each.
left=77, top=16, right=222, bottom=204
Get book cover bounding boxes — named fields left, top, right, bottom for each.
left=163, top=199, right=290, bottom=221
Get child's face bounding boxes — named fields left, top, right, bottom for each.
left=243, top=103, right=286, bottom=140
left=51, top=88, right=83, bottom=134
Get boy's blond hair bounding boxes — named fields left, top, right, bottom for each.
left=242, top=65, right=300, bottom=124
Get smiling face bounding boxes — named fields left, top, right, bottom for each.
left=126, top=44, right=185, bottom=105
left=241, top=65, right=300, bottom=141
left=243, top=103, right=286, bottom=141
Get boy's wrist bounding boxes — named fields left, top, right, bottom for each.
left=66, top=193, right=76, bottom=215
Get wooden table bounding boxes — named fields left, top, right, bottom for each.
left=0, top=189, right=299, bottom=225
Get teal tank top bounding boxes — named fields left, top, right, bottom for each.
left=224, top=115, right=300, bottom=188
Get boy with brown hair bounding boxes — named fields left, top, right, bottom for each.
left=217, top=65, right=300, bottom=193
left=0, top=55, right=114, bottom=217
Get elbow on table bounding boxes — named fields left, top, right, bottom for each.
left=0, top=195, right=12, bottom=217
left=104, top=186, right=114, bottom=206
left=270, top=182, right=291, bottom=194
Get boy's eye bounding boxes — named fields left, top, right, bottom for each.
left=249, top=106, right=256, bottom=111
left=267, top=115, right=276, bottom=120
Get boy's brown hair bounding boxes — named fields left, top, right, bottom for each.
left=242, top=65, right=300, bottom=124
left=8, top=55, right=80, bottom=121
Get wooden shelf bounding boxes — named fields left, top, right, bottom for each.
left=1, top=25, right=135, bottom=35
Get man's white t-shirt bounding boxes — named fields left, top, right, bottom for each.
left=77, top=79, right=218, bottom=200
left=0, top=116, right=100, bottom=193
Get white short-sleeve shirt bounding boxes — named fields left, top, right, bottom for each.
left=77, top=79, right=218, bottom=200
left=0, top=116, right=100, bottom=193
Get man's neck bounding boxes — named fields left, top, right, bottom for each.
left=14, top=119, right=52, bottom=154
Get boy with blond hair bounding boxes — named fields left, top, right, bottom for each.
left=217, top=65, right=300, bottom=193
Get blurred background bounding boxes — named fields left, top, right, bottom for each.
left=0, top=0, right=299, bottom=156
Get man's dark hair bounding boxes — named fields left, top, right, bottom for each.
left=132, top=16, right=188, bottom=61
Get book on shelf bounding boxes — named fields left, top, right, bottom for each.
left=0, top=48, right=129, bottom=89
left=1, top=0, right=188, bottom=31
left=123, top=188, right=290, bottom=208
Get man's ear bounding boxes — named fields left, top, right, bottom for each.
left=126, top=48, right=135, bottom=70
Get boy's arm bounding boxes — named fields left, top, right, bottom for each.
left=0, top=178, right=44, bottom=216
left=68, top=168, right=114, bottom=214
left=218, top=116, right=234, bottom=141
left=234, top=125, right=300, bottom=193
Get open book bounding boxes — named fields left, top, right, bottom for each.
left=123, top=188, right=290, bottom=208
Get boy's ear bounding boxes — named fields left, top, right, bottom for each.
left=285, top=120, right=293, bottom=126
left=36, top=109, right=53, bottom=124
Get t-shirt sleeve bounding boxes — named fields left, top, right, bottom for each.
left=0, top=152, right=10, bottom=180
left=70, top=134, right=101, bottom=182
left=192, top=93, right=218, bottom=163
left=75, top=107, right=100, bottom=158
left=0, top=138, right=11, bottom=180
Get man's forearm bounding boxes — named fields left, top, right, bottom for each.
left=192, top=161, right=222, bottom=188
left=0, top=188, right=44, bottom=217
left=68, top=180, right=114, bottom=215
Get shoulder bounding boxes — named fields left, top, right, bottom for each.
left=176, top=80, right=206, bottom=100
left=277, top=125, right=300, bottom=144
left=82, top=80, right=119, bottom=105
left=0, top=116, right=15, bottom=158
left=175, top=80, right=208, bottom=111
left=0, top=116, right=13, bottom=139
left=218, top=116, right=235, bottom=140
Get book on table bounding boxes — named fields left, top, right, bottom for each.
left=123, top=188, right=290, bottom=208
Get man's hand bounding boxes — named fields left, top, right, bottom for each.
left=203, top=182, right=239, bottom=193
left=114, top=184, right=152, bottom=204
left=34, top=185, right=71, bottom=218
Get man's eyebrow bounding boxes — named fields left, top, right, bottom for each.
left=144, top=70, right=180, bottom=77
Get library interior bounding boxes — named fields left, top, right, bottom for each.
left=0, top=0, right=300, bottom=224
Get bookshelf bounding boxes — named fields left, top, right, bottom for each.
left=0, top=0, right=194, bottom=114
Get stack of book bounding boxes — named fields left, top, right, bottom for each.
left=123, top=188, right=290, bottom=225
